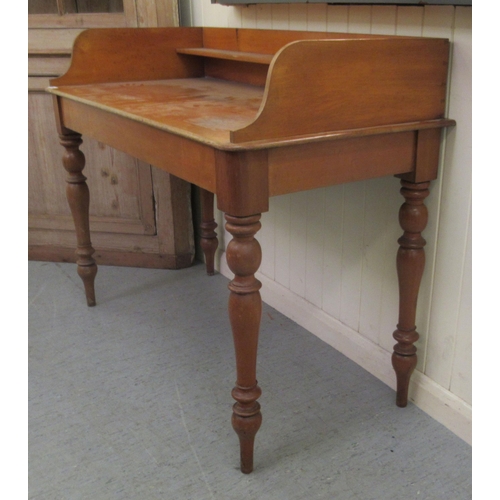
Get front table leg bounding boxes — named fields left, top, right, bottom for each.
left=392, top=180, right=430, bottom=407
left=225, top=214, right=263, bottom=474
left=60, top=131, right=97, bottom=306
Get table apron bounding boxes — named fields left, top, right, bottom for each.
left=268, top=131, right=416, bottom=197
left=58, top=97, right=217, bottom=192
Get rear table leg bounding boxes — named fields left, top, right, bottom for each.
left=60, top=131, right=97, bottom=306
left=199, top=188, right=218, bottom=276
left=392, top=180, right=430, bottom=407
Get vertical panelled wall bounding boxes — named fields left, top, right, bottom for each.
left=180, top=1, right=472, bottom=444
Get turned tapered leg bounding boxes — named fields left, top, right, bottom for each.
left=60, top=132, right=97, bottom=307
left=392, top=180, right=430, bottom=407
left=225, top=214, right=263, bottom=474
left=199, top=188, right=218, bottom=276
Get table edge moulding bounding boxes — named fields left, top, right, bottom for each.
left=46, top=27, right=456, bottom=474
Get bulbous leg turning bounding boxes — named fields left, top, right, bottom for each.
left=393, top=180, right=430, bottom=407
left=225, top=214, right=263, bottom=473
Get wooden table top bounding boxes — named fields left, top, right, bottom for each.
left=49, top=78, right=264, bottom=148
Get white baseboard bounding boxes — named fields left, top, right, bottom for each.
left=219, top=254, right=472, bottom=445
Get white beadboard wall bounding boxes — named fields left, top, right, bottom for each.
left=179, top=1, right=472, bottom=444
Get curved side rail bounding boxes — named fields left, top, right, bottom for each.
left=231, top=37, right=450, bottom=144
left=49, top=27, right=205, bottom=87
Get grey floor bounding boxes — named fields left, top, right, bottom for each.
left=29, top=260, right=471, bottom=500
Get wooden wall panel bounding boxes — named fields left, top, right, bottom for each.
left=241, top=4, right=257, bottom=28
left=288, top=4, right=307, bottom=29
left=29, top=56, right=71, bottom=76
left=273, top=194, right=291, bottom=289
left=339, top=182, right=365, bottom=332
left=348, top=4, right=372, bottom=33
left=413, top=5, right=455, bottom=374
left=271, top=4, right=288, bottom=30
left=259, top=200, right=276, bottom=279
left=377, top=181, right=404, bottom=354
left=305, top=189, right=325, bottom=309
left=359, top=177, right=398, bottom=345
left=29, top=28, right=86, bottom=54
left=371, top=5, right=397, bottom=34
left=29, top=0, right=58, bottom=14
left=326, top=5, right=348, bottom=31
left=307, top=4, right=327, bottom=31
left=321, top=185, right=344, bottom=321
left=71, top=0, right=124, bottom=12
left=450, top=205, right=472, bottom=404
left=289, top=192, right=308, bottom=298
left=180, top=0, right=472, bottom=441
left=424, top=6, right=472, bottom=393
left=396, top=6, right=424, bottom=36
left=256, top=4, right=272, bottom=29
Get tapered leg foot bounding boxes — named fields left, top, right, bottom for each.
left=199, top=188, right=218, bottom=276
left=60, top=132, right=97, bottom=306
left=392, top=180, right=430, bottom=407
left=392, top=344, right=418, bottom=408
left=225, top=214, right=263, bottom=473
left=77, top=255, right=98, bottom=307
left=232, top=386, right=262, bottom=473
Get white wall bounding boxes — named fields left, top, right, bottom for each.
left=180, top=1, right=472, bottom=444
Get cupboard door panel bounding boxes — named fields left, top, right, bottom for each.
left=29, top=93, right=156, bottom=236
left=29, top=0, right=59, bottom=14
left=29, top=0, right=194, bottom=269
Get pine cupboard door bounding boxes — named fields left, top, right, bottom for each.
left=28, top=0, right=194, bottom=269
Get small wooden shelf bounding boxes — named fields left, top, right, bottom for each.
left=176, top=47, right=274, bottom=65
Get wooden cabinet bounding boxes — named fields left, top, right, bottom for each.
left=28, top=0, right=194, bottom=269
